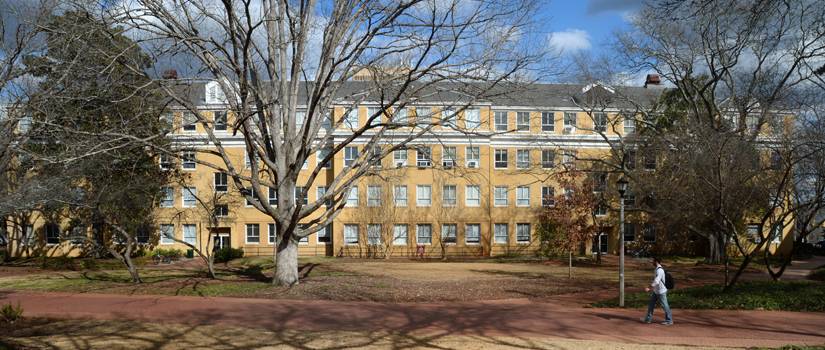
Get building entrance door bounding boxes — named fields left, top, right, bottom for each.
left=211, top=228, right=231, bottom=251
left=592, top=232, right=608, bottom=255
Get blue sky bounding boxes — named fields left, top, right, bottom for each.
left=538, top=0, right=643, bottom=57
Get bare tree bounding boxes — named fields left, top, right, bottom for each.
left=535, top=171, right=600, bottom=278
left=111, top=0, right=544, bottom=285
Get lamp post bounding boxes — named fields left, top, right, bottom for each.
left=617, top=177, right=629, bottom=307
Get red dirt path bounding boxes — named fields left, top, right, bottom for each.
left=2, top=291, right=824, bottom=348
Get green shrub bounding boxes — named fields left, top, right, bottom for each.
left=809, top=267, right=825, bottom=281
left=81, top=258, right=100, bottom=270
left=214, top=247, right=244, bottom=263
left=40, top=256, right=79, bottom=271
left=0, top=303, right=23, bottom=323
left=594, top=280, right=825, bottom=312
left=147, top=248, right=183, bottom=259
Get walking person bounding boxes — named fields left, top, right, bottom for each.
left=641, top=256, right=673, bottom=325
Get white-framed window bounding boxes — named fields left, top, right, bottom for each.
left=393, top=225, right=408, bottom=245
left=213, top=111, right=227, bottom=131
left=159, top=154, right=173, bottom=170
left=516, top=223, right=531, bottom=243
left=624, top=223, right=636, bottom=242
left=367, top=106, right=382, bottom=121
left=595, top=204, right=608, bottom=217
left=367, top=185, right=381, bottom=207
left=771, top=223, right=783, bottom=243
left=317, top=224, right=332, bottom=244
left=644, top=151, right=656, bottom=170
left=541, top=112, right=555, bottom=132
left=183, top=224, right=197, bottom=245
left=594, top=112, right=607, bottom=132
left=626, top=150, right=636, bottom=170
left=346, top=186, right=359, bottom=207
left=562, top=150, right=577, bottom=168
left=268, top=223, right=277, bottom=244
left=441, top=107, right=456, bottom=127
left=643, top=223, right=656, bottom=242
left=161, top=187, right=174, bottom=208
left=214, top=204, right=229, bottom=218
left=516, top=186, right=530, bottom=207
left=317, top=186, right=331, bottom=208
left=494, top=186, right=508, bottom=207
left=464, top=108, right=481, bottom=129
left=45, top=224, right=61, bottom=245
left=344, top=146, right=358, bottom=167
left=624, top=189, right=636, bottom=208
left=368, top=145, right=382, bottom=168
left=465, top=146, right=480, bottom=168
left=393, top=149, right=408, bottom=167
left=317, top=147, right=332, bottom=169
left=541, top=186, right=555, bottom=207
left=441, top=224, right=457, bottom=244
left=494, top=223, right=509, bottom=244
left=465, top=185, right=480, bottom=207
left=624, top=116, right=636, bottom=134
left=182, top=112, right=197, bottom=132
left=245, top=188, right=258, bottom=207
left=246, top=224, right=260, bottom=244
left=465, top=224, right=480, bottom=244
left=344, top=108, right=359, bottom=128
left=181, top=151, right=196, bottom=170
left=516, top=112, right=530, bottom=131
left=416, top=146, right=432, bottom=167
left=16, top=225, right=32, bottom=246
left=416, top=185, right=432, bottom=207
left=394, top=107, right=409, bottom=124
left=541, top=150, right=555, bottom=168
left=182, top=187, right=197, bottom=208
left=367, top=224, right=382, bottom=245
left=416, top=224, right=432, bottom=245
left=269, top=187, right=278, bottom=206
left=214, top=172, right=228, bottom=192
left=593, top=172, right=607, bottom=192
left=516, top=149, right=530, bottom=169
left=415, top=106, right=431, bottom=125
left=160, top=224, right=175, bottom=245
left=442, top=146, right=457, bottom=168
left=394, top=185, right=407, bottom=207
left=344, top=224, right=359, bottom=245
left=442, top=185, right=457, bottom=207
left=563, top=112, right=577, bottom=127
left=494, top=111, right=508, bottom=131
left=494, top=149, right=508, bottom=169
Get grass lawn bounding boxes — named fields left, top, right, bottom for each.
left=0, top=255, right=771, bottom=303
left=593, top=280, right=825, bottom=312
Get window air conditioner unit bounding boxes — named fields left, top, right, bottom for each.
left=396, top=162, right=405, bottom=168
left=443, top=160, right=455, bottom=168
left=563, top=126, right=576, bottom=134
left=467, top=161, right=478, bottom=168
left=417, top=161, right=431, bottom=168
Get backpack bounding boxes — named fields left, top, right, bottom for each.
left=659, top=266, right=675, bottom=290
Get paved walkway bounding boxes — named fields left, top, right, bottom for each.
left=783, top=255, right=825, bottom=280
left=2, top=291, right=824, bottom=348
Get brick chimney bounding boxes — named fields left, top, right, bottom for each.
left=162, top=69, right=178, bottom=80
left=644, top=74, right=661, bottom=88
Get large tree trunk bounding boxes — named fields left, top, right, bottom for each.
left=274, top=238, right=299, bottom=286
left=706, top=233, right=725, bottom=264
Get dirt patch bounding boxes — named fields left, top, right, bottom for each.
left=1, top=318, right=736, bottom=350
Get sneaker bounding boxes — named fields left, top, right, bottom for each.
left=660, top=321, right=673, bottom=326
left=640, top=317, right=651, bottom=324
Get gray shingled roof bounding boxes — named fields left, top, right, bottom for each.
left=164, top=80, right=664, bottom=109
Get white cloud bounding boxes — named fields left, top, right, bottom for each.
left=548, top=29, right=591, bottom=54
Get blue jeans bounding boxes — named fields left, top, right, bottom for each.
left=644, top=292, right=673, bottom=323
